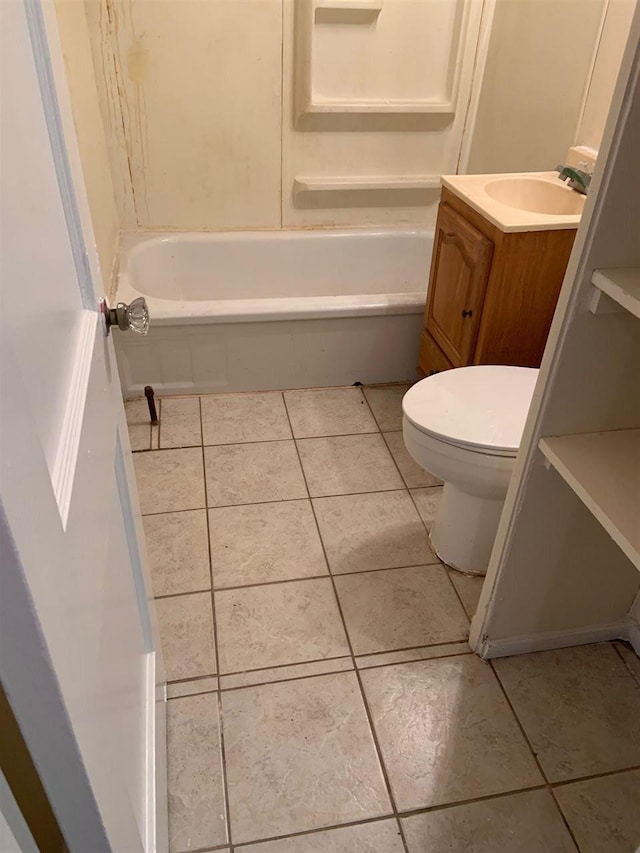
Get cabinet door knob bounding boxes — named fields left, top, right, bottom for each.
left=461, top=308, right=473, bottom=318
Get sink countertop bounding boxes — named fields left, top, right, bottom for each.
left=441, top=171, right=584, bottom=233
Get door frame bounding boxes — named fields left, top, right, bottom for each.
left=0, top=1, right=167, bottom=848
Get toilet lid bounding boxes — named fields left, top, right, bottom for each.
left=403, top=366, right=539, bottom=455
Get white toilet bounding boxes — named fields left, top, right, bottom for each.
left=403, top=365, right=538, bottom=575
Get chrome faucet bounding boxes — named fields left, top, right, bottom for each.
left=555, top=164, right=591, bottom=195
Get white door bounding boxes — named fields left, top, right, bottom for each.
left=0, top=1, right=167, bottom=850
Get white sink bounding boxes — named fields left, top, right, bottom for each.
left=440, top=171, right=584, bottom=232
left=484, top=177, right=585, bottom=216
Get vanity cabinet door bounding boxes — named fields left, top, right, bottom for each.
left=425, top=203, right=493, bottom=366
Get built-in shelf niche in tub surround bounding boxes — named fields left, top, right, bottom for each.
left=113, top=227, right=433, bottom=397
left=295, top=0, right=471, bottom=119
left=291, top=0, right=483, bottom=212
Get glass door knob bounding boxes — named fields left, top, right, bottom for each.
left=100, top=297, right=150, bottom=336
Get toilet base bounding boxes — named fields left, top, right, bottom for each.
left=430, top=483, right=505, bottom=576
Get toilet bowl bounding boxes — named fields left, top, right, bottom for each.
left=402, top=365, right=538, bottom=575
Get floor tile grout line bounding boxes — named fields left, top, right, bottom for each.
left=611, top=640, right=640, bottom=688
left=360, top=385, right=399, bottom=434
left=550, top=786, right=588, bottom=850
left=394, top=781, right=550, bottom=820
left=405, top=486, right=475, bottom=622
left=281, top=394, right=411, bottom=853
left=165, top=642, right=477, bottom=692
left=132, top=425, right=417, bottom=454
left=134, top=427, right=418, bottom=454
left=360, top=389, right=420, bottom=495
left=357, top=649, right=472, bottom=672
left=217, top=652, right=476, bottom=694
left=168, top=673, right=219, bottom=686
left=198, top=397, right=235, bottom=853
left=168, top=687, right=219, bottom=701
left=183, top=653, right=353, bottom=682
left=139, top=486, right=422, bottom=517
left=283, top=393, right=411, bottom=852
left=219, top=666, right=358, bottom=694
left=228, top=812, right=400, bottom=851
left=354, top=636, right=470, bottom=657
left=549, top=762, right=640, bottom=788
left=155, top=587, right=212, bottom=601
left=175, top=841, right=230, bottom=853
left=487, top=660, right=582, bottom=851
left=488, top=661, right=549, bottom=783
left=176, top=758, right=640, bottom=851
left=153, top=559, right=444, bottom=600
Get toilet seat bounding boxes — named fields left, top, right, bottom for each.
left=403, top=365, right=538, bottom=458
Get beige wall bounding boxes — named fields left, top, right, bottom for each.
left=577, top=0, right=637, bottom=151
left=82, top=0, right=483, bottom=231
left=54, top=0, right=119, bottom=286
left=66, top=0, right=633, bottom=237
left=466, top=0, right=606, bottom=174
left=85, top=0, right=283, bottom=231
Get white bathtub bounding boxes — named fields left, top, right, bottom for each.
left=114, top=228, right=432, bottom=397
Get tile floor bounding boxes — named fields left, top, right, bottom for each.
left=126, top=385, right=640, bottom=853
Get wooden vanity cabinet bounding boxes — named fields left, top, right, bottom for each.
left=419, top=187, right=577, bottom=376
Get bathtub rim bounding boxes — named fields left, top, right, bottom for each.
left=116, top=227, right=430, bottom=325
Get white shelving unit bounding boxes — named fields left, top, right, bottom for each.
left=590, top=267, right=640, bottom=319
left=470, top=14, right=640, bottom=659
left=540, top=430, right=640, bottom=571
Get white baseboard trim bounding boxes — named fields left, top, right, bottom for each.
left=481, top=621, right=626, bottom=659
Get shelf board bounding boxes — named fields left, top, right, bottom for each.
left=591, top=268, right=640, bottom=319
left=294, top=175, right=441, bottom=193
left=539, top=430, right=640, bottom=571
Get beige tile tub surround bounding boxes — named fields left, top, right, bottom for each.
left=312, top=490, right=436, bottom=574
left=208, top=499, right=327, bottom=588
left=297, top=433, right=403, bottom=497
left=401, top=789, right=577, bottom=853
left=284, top=387, right=377, bottom=438
left=158, top=396, right=201, bottom=449
left=383, top=431, right=443, bottom=488
left=215, top=578, right=350, bottom=673
left=493, top=643, right=640, bottom=781
left=554, top=768, right=640, bottom=853
left=335, top=566, right=469, bottom=655
left=236, top=819, right=406, bottom=852
left=167, top=694, right=227, bottom=851
left=204, top=440, right=307, bottom=507
left=155, top=592, right=216, bottom=682
left=201, top=391, right=292, bottom=445
left=133, top=447, right=205, bottom=514
left=361, top=656, right=543, bottom=811
left=363, top=384, right=411, bottom=432
left=142, top=509, right=210, bottom=597
left=222, top=672, right=391, bottom=844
